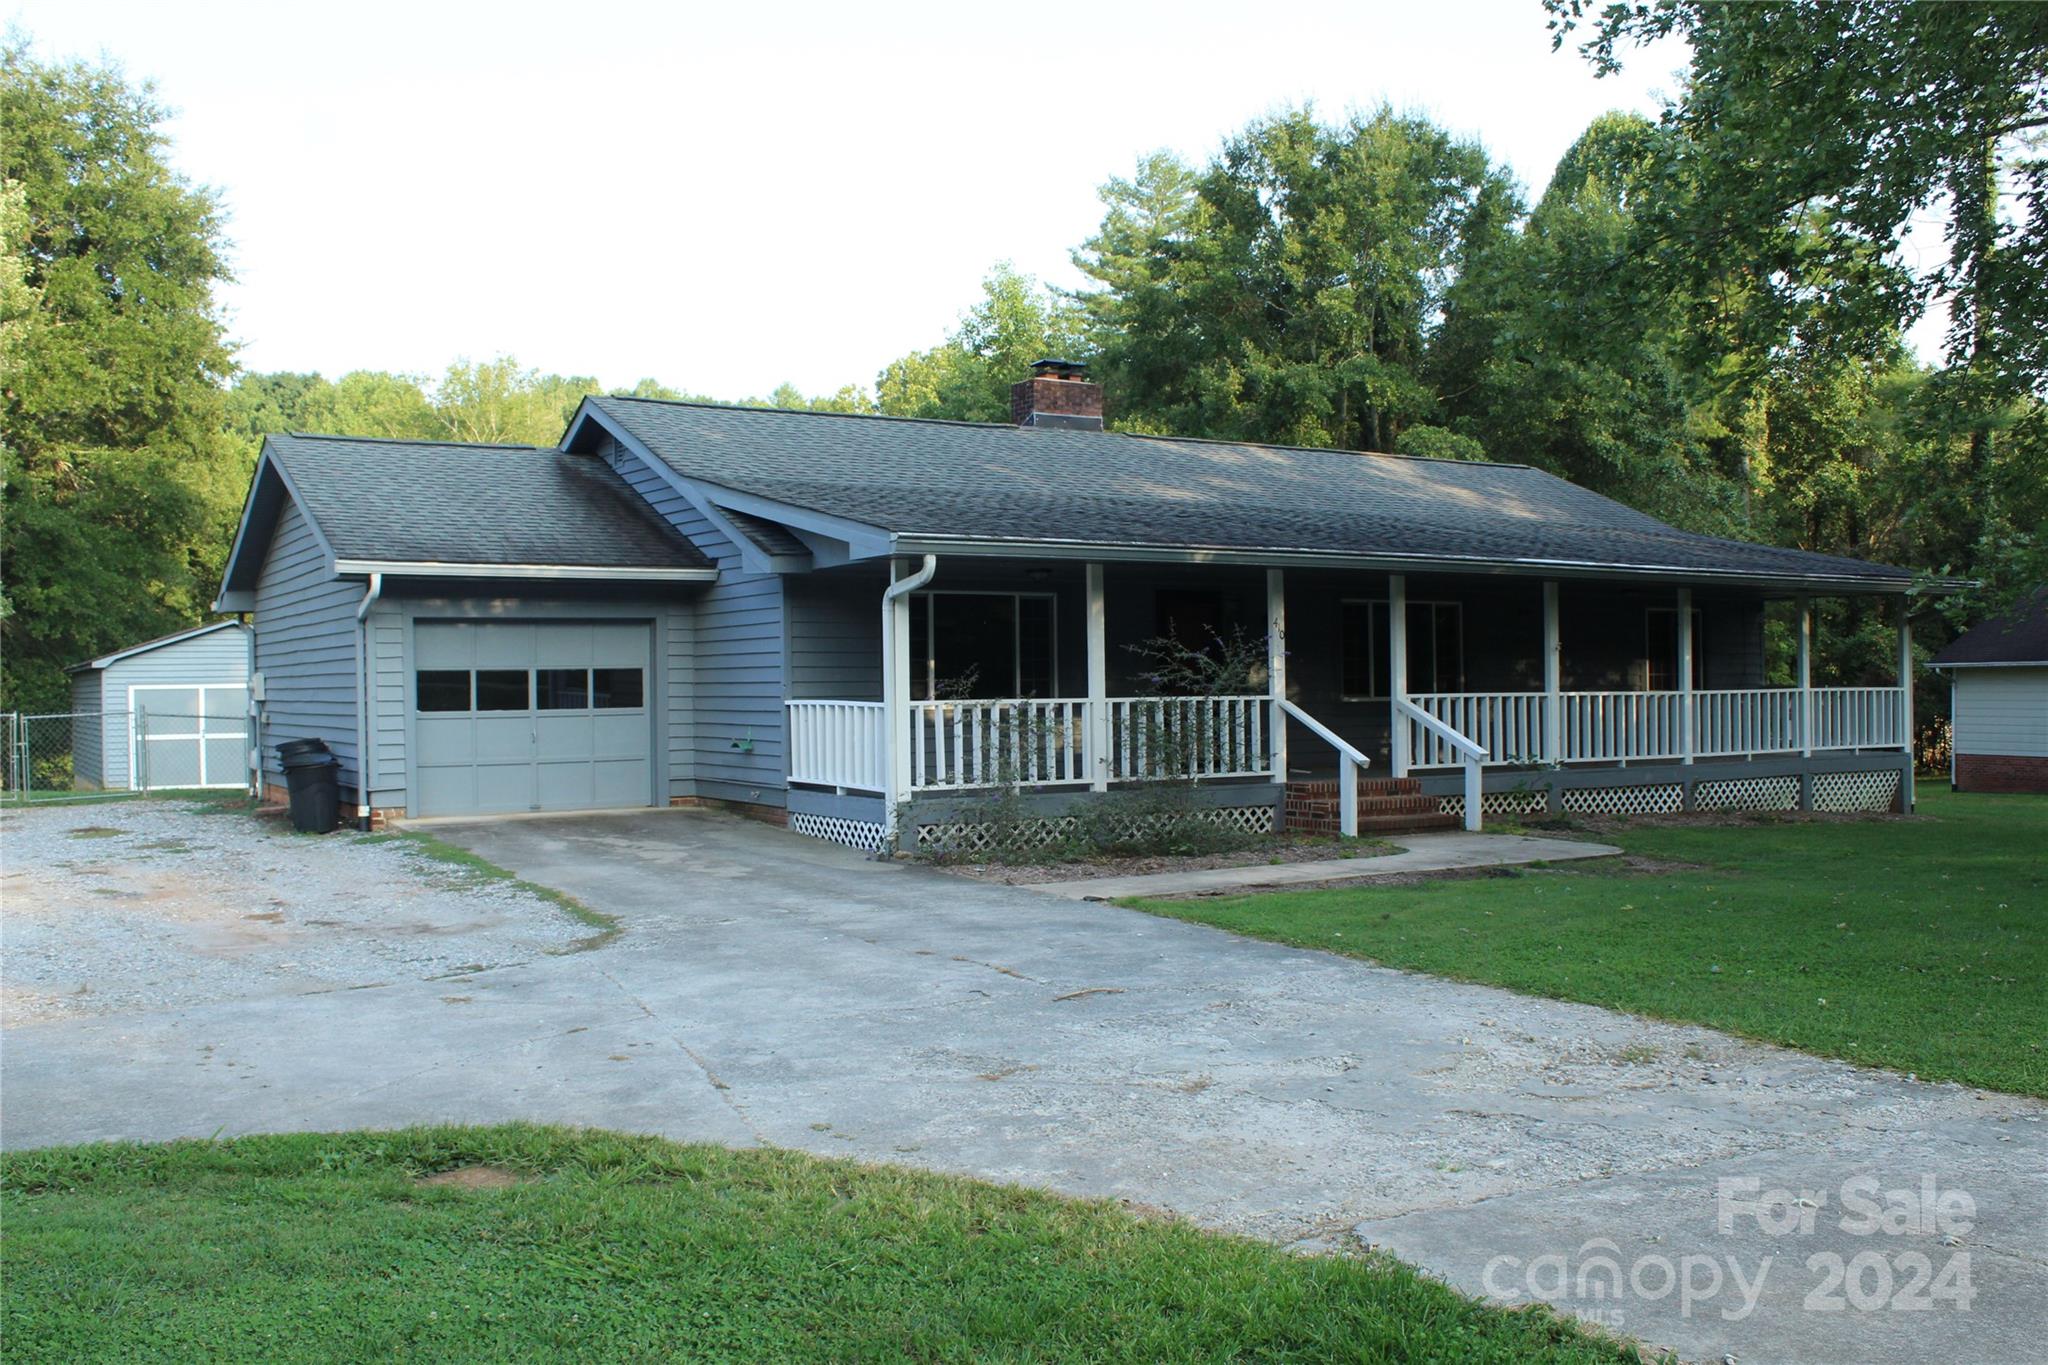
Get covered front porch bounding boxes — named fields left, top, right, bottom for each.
left=780, top=557, right=1916, bottom=848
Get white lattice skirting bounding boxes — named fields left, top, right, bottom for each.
left=1560, top=783, right=1686, bottom=816
left=788, top=812, right=889, bottom=853
left=914, top=803, right=1275, bottom=856
left=1692, top=774, right=1801, bottom=812
left=1811, top=769, right=1900, bottom=812
left=1437, top=790, right=1550, bottom=819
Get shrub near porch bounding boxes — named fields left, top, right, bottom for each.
left=1132, top=789, right=2048, bottom=1098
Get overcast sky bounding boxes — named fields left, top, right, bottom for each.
left=14, top=0, right=1705, bottom=397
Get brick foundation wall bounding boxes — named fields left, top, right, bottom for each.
left=1954, top=753, right=2048, bottom=794
left=671, top=794, right=789, bottom=826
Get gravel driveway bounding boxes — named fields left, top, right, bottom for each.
left=4, top=802, right=2042, bottom=1363
left=2, top=800, right=585, bottom=1027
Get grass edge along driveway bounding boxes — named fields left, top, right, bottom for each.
left=0, top=1125, right=1643, bottom=1363
left=1131, top=788, right=2046, bottom=1099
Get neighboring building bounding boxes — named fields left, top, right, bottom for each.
left=1932, top=587, right=2048, bottom=794
left=215, top=362, right=1933, bottom=844
left=64, top=621, right=251, bottom=791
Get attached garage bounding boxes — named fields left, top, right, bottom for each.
left=411, top=620, right=655, bottom=817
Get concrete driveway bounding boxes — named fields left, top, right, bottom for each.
left=5, top=806, right=2042, bottom=1363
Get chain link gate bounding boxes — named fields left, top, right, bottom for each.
left=1, top=709, right=251, bottom=804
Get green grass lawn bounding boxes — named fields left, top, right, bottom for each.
left=1133, top=788, right=2046, bottom=1098
left=0, top=1126, right=1633, bottom=1363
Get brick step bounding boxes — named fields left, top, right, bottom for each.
left=1285, top=777, right=1420, bottom=799
left=1353, top=794, right=1443, bottom=817
left=1352, top=811, right=1461, bottom=834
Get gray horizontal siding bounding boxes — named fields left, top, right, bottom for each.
left=1954, top=668, right=2048, bottom=757
left=604, top=435, right=787, bottom=806
left=785, top=574, right=882, bottom=701
left=253, top=498, right=364, bottom=795
left=69, top=672, right=105, bottom=789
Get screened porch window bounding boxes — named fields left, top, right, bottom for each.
left=908, top=592, right=1056, bottom=699
left=1644, top=608, right=1706, bottom=690
left=1339, top=600, right=1463, bottom=698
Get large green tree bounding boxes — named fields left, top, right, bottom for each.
left=1544, top=0, right=2048, bottom=590
left=876, top=264, right=1083, bottom=422
left=1, top=44, right=247, bottom=713
left=1076, top=108, right=1519, bottom=450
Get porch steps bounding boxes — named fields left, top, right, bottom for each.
left=1282, top=777, right=1460, bottom=837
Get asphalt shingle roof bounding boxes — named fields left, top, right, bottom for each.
left=1933, top=587, right=2048, bottom=665
left=267, top=433, right=711, bottom=569
left=588, top=397, right=1914, bottom=587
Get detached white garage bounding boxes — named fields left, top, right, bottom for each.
left=65, top=621, right=251, bottom=791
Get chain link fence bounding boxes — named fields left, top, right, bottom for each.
left=2, top=710, right=253, bottom=805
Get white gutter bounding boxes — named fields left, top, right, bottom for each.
left=332, top=560, right=714, bottom=582
left=880, top=555, right=938, bottom=844
left=887, top=534, right=1938, bottom=594
left=353, top=572, right=384, bottom=825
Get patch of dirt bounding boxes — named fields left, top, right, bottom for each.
left=414, top=1165, right=521, bottom=1190
left=67, top=827, right=125, bottom=840
left=940, top=837, right=1396, bottom=885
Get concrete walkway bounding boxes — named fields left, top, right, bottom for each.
left=1023, top=830, right=1621, bottom=900
left=6, top=804, right=2041, bottom=1364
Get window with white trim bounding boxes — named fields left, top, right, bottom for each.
left=907, top=592, right=1057, bottom=699
left=1339, top=599, right=1463, bottom=698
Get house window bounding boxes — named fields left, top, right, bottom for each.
left=1155, top=589, right=1226, bottom=645
left=1645, top=608, right=1706, bottom=690
left=1339, top=600, right=1463, bottom=698
left=908, top=592, right=1057, bottom=698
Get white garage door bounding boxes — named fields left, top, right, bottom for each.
left=411, top=621, right=654, bottom=817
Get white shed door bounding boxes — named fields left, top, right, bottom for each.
left=411, top=622, right=654, bottom=817
left=128, top=684, right=250, bottom=790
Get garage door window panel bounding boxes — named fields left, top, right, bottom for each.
left=537, top=668, right=591, bottom=710
left=417, top=670, right=472, bottom=712
left=476, top=670, right=531, bottom=712
left=593, top=667, right=644, bottom=709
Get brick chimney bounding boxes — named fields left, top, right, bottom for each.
left=1010, top=358, right=1104, bottom=430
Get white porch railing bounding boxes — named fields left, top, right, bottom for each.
left=1406, top=692, right=1548, bottom=766
left=907, top=698, right=1092, bottom=790
left=1693, top=688, right=1800, bottom=757
left=786, top=700, right=887, bottom=791
left=1811, top=686, right=1907, bottom=751
left=1404, top=686, right=1908, bottom=768
left=1106, top=695, right=1271, bottom=781
left=1393, top=697, right=1485, bottom=831
left=1278, top=698, right=1374, bottom=837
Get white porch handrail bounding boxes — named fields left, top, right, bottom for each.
left=1403, top=686, right=1908, bottom=769
left=786, top=700, right=887, bottom=791
left=907, top=698, right=1092, bottom=790
left=1106, top=695, right=1270, bottom=782
left=1393, top=697, right=1484, bottom=832
left=1279, top=697, right=1373, bottom=838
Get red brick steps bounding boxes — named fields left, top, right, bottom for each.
left=1281, top=777, right=1460, bottom=836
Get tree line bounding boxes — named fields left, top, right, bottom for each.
left=5, top=3, right=2044, bottom=715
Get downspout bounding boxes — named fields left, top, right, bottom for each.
left=354, top=572, right=384, bottom=828
left=881, top=554, right=938, bottom=846
left=242, top=613, right=257, bottom=799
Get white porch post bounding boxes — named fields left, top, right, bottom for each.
left=1541, top=580, right=1561, bottom=764
left=1388, top=574, right=1409, bottom=778
left=1898, top=594, right=1915, bottom=810
left=1796, top=594, right=1813, bottom=757
left=1266, top=569, right=1287, bottom=783
left=1677, top=587, right=1695, bottom=765
left=885, top=560, right=915, bottom=824
left=1086, top=562, right=1109, bottom=791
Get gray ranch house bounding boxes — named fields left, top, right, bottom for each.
left=215, top=363, right=1925, bottom=848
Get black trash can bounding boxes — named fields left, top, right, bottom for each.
left=279, top=744, right=340, bottom=834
